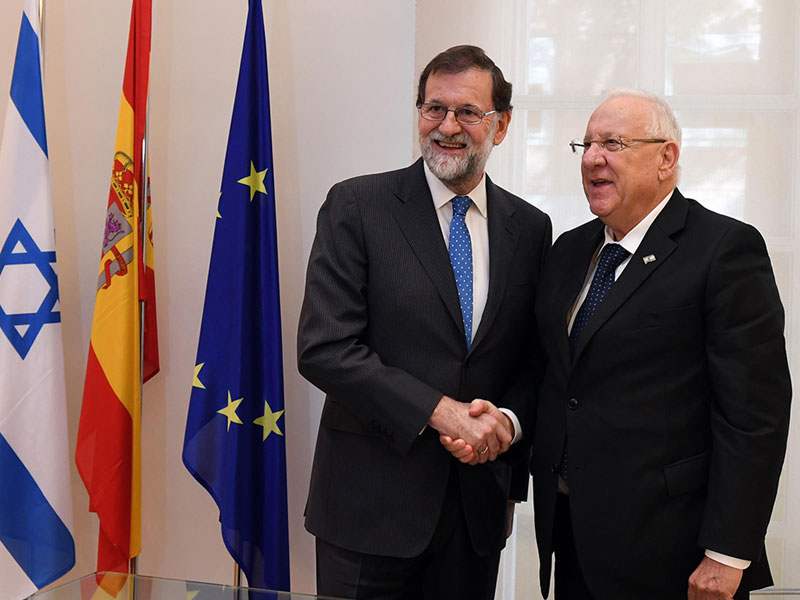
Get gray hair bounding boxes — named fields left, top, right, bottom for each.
left=603, top=88, right=682, bottom=149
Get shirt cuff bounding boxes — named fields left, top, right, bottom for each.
left=498, top=408, right=522, bottom=444
left=705, top=550, right=750, bottom=570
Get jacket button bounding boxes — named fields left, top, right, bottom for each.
left=567, top=397, right=578, bottom=410
left=551, top=463, right=559, bottom=474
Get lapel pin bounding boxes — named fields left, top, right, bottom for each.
left=643, top=254, right=656, bottom=264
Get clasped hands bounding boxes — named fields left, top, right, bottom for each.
left=428, top=395, right=513, bottom=465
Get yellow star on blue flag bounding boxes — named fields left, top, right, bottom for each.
left=218, top=391, right=244, bottom=431
left=253, top=400, right=284, bottom=441
left=237, top=161, right=267, bottom=201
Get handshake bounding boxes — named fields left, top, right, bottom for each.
left=428, top=396, right=515, bottom=466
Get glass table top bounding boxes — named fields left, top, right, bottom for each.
left=26, top=573, right=341, bottom=600
left=25, top=572, right=800, bottom=599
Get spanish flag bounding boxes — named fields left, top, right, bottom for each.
left=76, top=0, right=158, bottom=575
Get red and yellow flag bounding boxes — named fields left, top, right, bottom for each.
left=76, top=0, right=158, bottom=576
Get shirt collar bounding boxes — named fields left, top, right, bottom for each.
left=423, top=161, right=488, bottom=219
left=602, top=188, right=675, bottom=255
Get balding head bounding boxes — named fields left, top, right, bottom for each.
left=580, top=91, right=681, bottom=239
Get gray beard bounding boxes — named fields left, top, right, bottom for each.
left=420, top=126, right=495, bottom=188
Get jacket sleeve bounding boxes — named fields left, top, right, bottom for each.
left=698, top=222, right=791, bottom=559
left=499, top=210, right=553, bottom=501
left=297, top=182, right=443, bottom=455
left=504, top=212, right=552, bottom=438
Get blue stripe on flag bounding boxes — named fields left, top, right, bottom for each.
left=10, top=13, right=48, bottom=158
left=0, top=433, right=74, bottom=587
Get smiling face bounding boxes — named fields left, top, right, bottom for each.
left=418, top=68, right=510, bottom=195
left=581, top=96, right=679, bottom=239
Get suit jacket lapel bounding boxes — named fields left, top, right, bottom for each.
left=571, top=190, right=689, bottom=362
left=392, top=159, right=465, bottom=337
left=471, top=177, right=520, bottom=350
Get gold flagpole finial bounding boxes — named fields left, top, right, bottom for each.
left=39, top=0, right=45, bottom=63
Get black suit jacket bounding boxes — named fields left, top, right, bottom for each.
left=532, top=189, right=791, bottom=599
left=298, top=158, right=551, bottom=558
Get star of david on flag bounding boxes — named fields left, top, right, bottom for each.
left=0, top=219, right=60, bottom=359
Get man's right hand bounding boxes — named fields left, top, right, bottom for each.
left=428, top=396, right=512, bottom=464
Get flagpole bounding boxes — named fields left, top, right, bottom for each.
left=129, top=569, right=138, bottom=600
left=39, top=0, right=44, bottom=47
left=125, top=67, right=148, bottom=600
left=129, top=91, right=150, bottom=587
left=234, top=564, right=244, bottom=600
left=139, top=94, right=150, bottom=376
left=138, top=99, right=148, bottom=422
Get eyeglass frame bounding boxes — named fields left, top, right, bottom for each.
left=417, top=102, right=498, bottom=126
left=569, top=137, right=667, bottom=154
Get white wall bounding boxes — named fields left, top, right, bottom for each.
left=0, top=0, right=415, bottom=594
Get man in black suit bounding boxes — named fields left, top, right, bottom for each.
left=297, top=45, right=551, bottom=599
left=532, top=90, right=791, bottom=599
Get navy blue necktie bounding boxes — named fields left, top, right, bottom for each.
left=568, top=243, right=630, bottom=357
left=449, top=196, right=473, bottom=349
left=561, top=242, right=629, bottom=483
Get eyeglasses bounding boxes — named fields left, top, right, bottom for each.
left=569, top=137, right=667, bottom=154
left=418, top=103, right=498, bottom=125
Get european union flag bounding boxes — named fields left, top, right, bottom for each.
left=182, top=0, right=289, bottom=591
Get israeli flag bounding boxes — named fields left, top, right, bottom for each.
left=0, top=1, right=76, bottom=597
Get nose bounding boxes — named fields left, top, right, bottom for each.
left=438, top=111, right=463, bottom=136
left=582, top=144, right=606, bottom=168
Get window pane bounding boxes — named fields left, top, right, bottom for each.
left=677, top=111, right=794, bottom=237
left=666, top=0, right=797, bottom=94
left=526, top=0, right=640, bottom=95
left=523, top=108, right=594, bottom=236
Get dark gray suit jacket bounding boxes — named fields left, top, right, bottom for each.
left=532, top=189, right=791, bottom=599
left=298, top=158, right=551, bottom=558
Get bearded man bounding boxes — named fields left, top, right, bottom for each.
left=298, top=45, right=551, bottom=600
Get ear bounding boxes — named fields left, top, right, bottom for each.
left=492, top=111, right=512, bottom=146
left=658, top=141, right=680, bottom=181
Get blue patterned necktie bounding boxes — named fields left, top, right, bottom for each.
left=561, top=242, right=629, bottom=483
left=568, top=243, right=630, bottom=357
left=449, top=196, right=473, bottom=349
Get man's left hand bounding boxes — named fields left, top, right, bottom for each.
left=688, top=556, right=743, bottom=600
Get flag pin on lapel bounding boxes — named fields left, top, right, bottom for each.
left=643, top=254, right=656, bottom=264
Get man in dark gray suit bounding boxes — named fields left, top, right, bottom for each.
left=298, top=45, right=551, bottom=599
